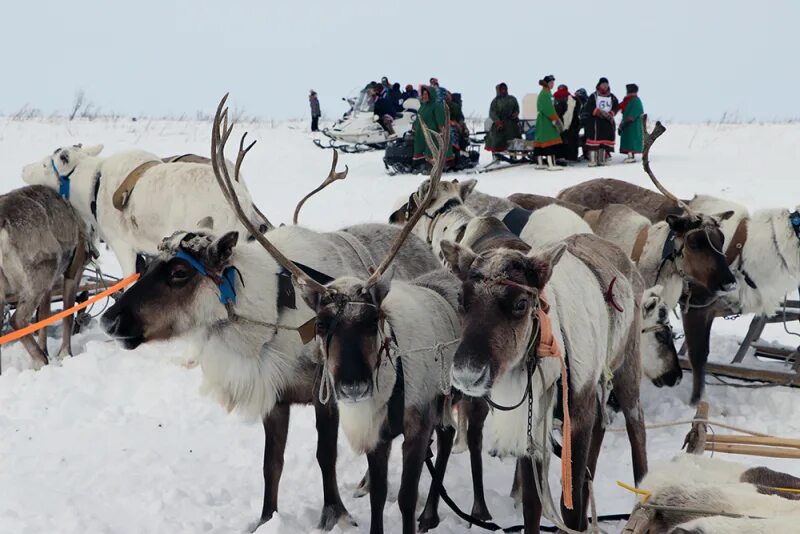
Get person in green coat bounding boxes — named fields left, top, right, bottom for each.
left=485, top=83, right=521, bottom=154
left=533, top=75, right=564, bottom=171
left=618, top=83, right=644, bottom=163
left=413, top=85, right=453, bottom=165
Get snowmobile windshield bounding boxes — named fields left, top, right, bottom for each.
left=354, top=89, right=375, bottom=112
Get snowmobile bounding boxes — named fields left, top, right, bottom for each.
left=313, top=88, right=420, bottom=153
left=383, top=130, right=480, bottom=175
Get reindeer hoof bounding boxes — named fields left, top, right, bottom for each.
left=250, top=512, right=273, bottom=533
left=417, top=512, right=440, bottom=532
left=317, top=503, right=355, bottom=531
left=470, top=502, right=492, bottom=522
left=353, top=471, right=369, bottom=498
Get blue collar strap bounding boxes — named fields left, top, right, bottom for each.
left=790, top=210, right=800, bottom=242
left=52, top=159, right=75, bottom=199
left=175, top=249, right=238, bottom=306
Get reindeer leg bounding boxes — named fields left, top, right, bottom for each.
left=611, top=365, right=648, bottom=484
left=682, top=304, right=715, bottom=405
left=354, top=469, right=370, bottom=498
left=519, top=456, right=543, bottom=534
left=466, top=398, right=491, bottom=520
left=256, top=403, right=289, bottom=529
left=10, top=300, right=49, bottom=370
left=58, top=251, right=85, bottom=359
left=418, top=424, right=455, bottom=532
left=314, top=398, right=354, bottom=530
left=510, top=460, right=523, bottom=509
left=366, top=439, right=391, bottom=534
left=399, top=410, right=434, bottom=534
left=36, top=292, right=52, bottom=357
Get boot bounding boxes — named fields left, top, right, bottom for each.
left=588, top=150, right=599, bottom=167
left=624, top=152, right=635, bottom=164
left=546, top=155, right=563, bottom=171
left=535, top=156, right=546, bottom=170
left=597, top=150, right=607, bottom=166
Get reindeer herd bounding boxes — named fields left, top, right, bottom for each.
left=2, top=96, right=800, bottom=533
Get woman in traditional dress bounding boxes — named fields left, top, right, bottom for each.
left=584, top=77, right=619, bottom=166
left=413, top=85, right=453, bottom=168
left=618, top=83, right=644, bottom=163
left=533, top=75, right=564, bottom=170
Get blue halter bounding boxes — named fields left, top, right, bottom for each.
left=790, top=210, right=800, bottom=242
left=52, top=159, right=75, bottom=199
left=175, top=249, right=238, bottom=306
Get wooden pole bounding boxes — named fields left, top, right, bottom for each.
left=704, top=442, right=800, bottom=459
left=620, top=505, right=654, bottom=534
left=706, top=434, right=800, bottom=449
left=683, top=401, right=709, bottom=454
left=678, top=357, right=799, bottom=387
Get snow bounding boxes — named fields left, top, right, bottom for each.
left=1, top=116, right=799, bottom=533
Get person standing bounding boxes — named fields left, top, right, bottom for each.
left=485, top=82, right=521, bottom=155
left=618, top=83, right=644, bottom=163
left=584, top=77, right=619, bottom=166
left=413, top=86, right=453, bottom=166
left=429, top=77, right=448, bottom=102
left=309, top=90, right=321, bottom=132
left=533, top=75, right=564, bottom=170
left=554, top=84, right=581, bottom=162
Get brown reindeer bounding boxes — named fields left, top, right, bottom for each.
left=442, top=221, right=647, bottom=532
left=0, top=185, right=90, bottom=372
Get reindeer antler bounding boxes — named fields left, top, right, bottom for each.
left=364, top=105, right=451, bottom=287
left=210, top=93, right=328, bottom=294
left=293, top=150, right=349, bottom=225
left=642, top=114, right=693, bottom=215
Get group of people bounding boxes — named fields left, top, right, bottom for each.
left=485, top=76, right=645, bottom=168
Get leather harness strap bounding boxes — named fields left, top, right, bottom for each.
left=162, top=154, right=212, bottom=164
left=725, top=218, right=749, bottom=266
left=112, top=160, right=162, bottom=210
left=630, top=226, right=649, bottom=264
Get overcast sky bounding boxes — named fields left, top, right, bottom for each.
left=3, top=0, right=797, bottom=122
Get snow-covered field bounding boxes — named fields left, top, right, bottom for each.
left=1, top=116, right=799, bottom=534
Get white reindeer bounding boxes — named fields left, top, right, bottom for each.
left=22, top=143, right=265, bottom=275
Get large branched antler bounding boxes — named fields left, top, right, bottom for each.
left=210, top=93, right=328, bottom=294
left=293, top=150, right=349, bottom=225
left=364, top=105, right=451, bottom=287
left=641, top=114, right=693, bottom=215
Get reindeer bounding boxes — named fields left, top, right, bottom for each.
left=634, top=454, right=800, bottom=533
left=392, top=178, right=682, bottom=387
left=101, top=95, right=441, bottom=531
left=0, top=186, right=90, bottom=372
left=441, top=226, right=648, bottom=532
left=22, top=142, right=269, bottom=276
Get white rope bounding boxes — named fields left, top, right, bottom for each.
left=606, top=417, right=774, bottom=437
left=318, top=357, right=332, bottom=405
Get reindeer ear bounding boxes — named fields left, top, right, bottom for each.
left=526, top=242, right=567, bottom=288
left=208, top=231, right=238, bottom=267
left=713, top=210, right=735, bottom=222
left=388, top=203, right=409, bottom=224
left=440, top=240, right=477, bottom=280
left=300, top=283, right=325, bottom=312
left=368, top=270, right=394, bottom=306
left=197, top=216, right=214, bottom=230
left=665, top=214, right=695, bottom=235
left=458, top=178, right=478, bottom=200
left=84, top=144, right=104, bottom=156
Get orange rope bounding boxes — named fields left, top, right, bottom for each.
left=0, top=273, right=140, bottom=345
left=536, top=302, right=573, bottom=510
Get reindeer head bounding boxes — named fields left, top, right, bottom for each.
left=101, top=230, right=239, bottom=349
left=640, top=285, right=682, bottom=387
left=22, top=144, right=104, bottom=188
left=641, top=116, right=736, bottom=295
left=666, top=211, right=737, bottom=294
left=302, top=276, right=393, bottom=402
left=389, top=178, right=477, bottom=237
left=442, top=240, right=566, bottom=396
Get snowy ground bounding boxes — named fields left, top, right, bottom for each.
left=1, top=116, right=799, bottom=533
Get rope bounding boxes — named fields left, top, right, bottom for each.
left=318, top=358, right=331, bottom=405
left=605, top=417, right=773, bottom=437
left=0, top=273, right=140, bottom=345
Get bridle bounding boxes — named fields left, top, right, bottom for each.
left=51, top=158, right=76, bottom=200
left=418, top=197, right=462, bottom=244
left=656, top=224, right=726, bottom=283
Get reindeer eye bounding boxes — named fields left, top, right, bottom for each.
left=513, top=298, right=529, bottom=316
left=168, top=262, right=192, bottom=285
